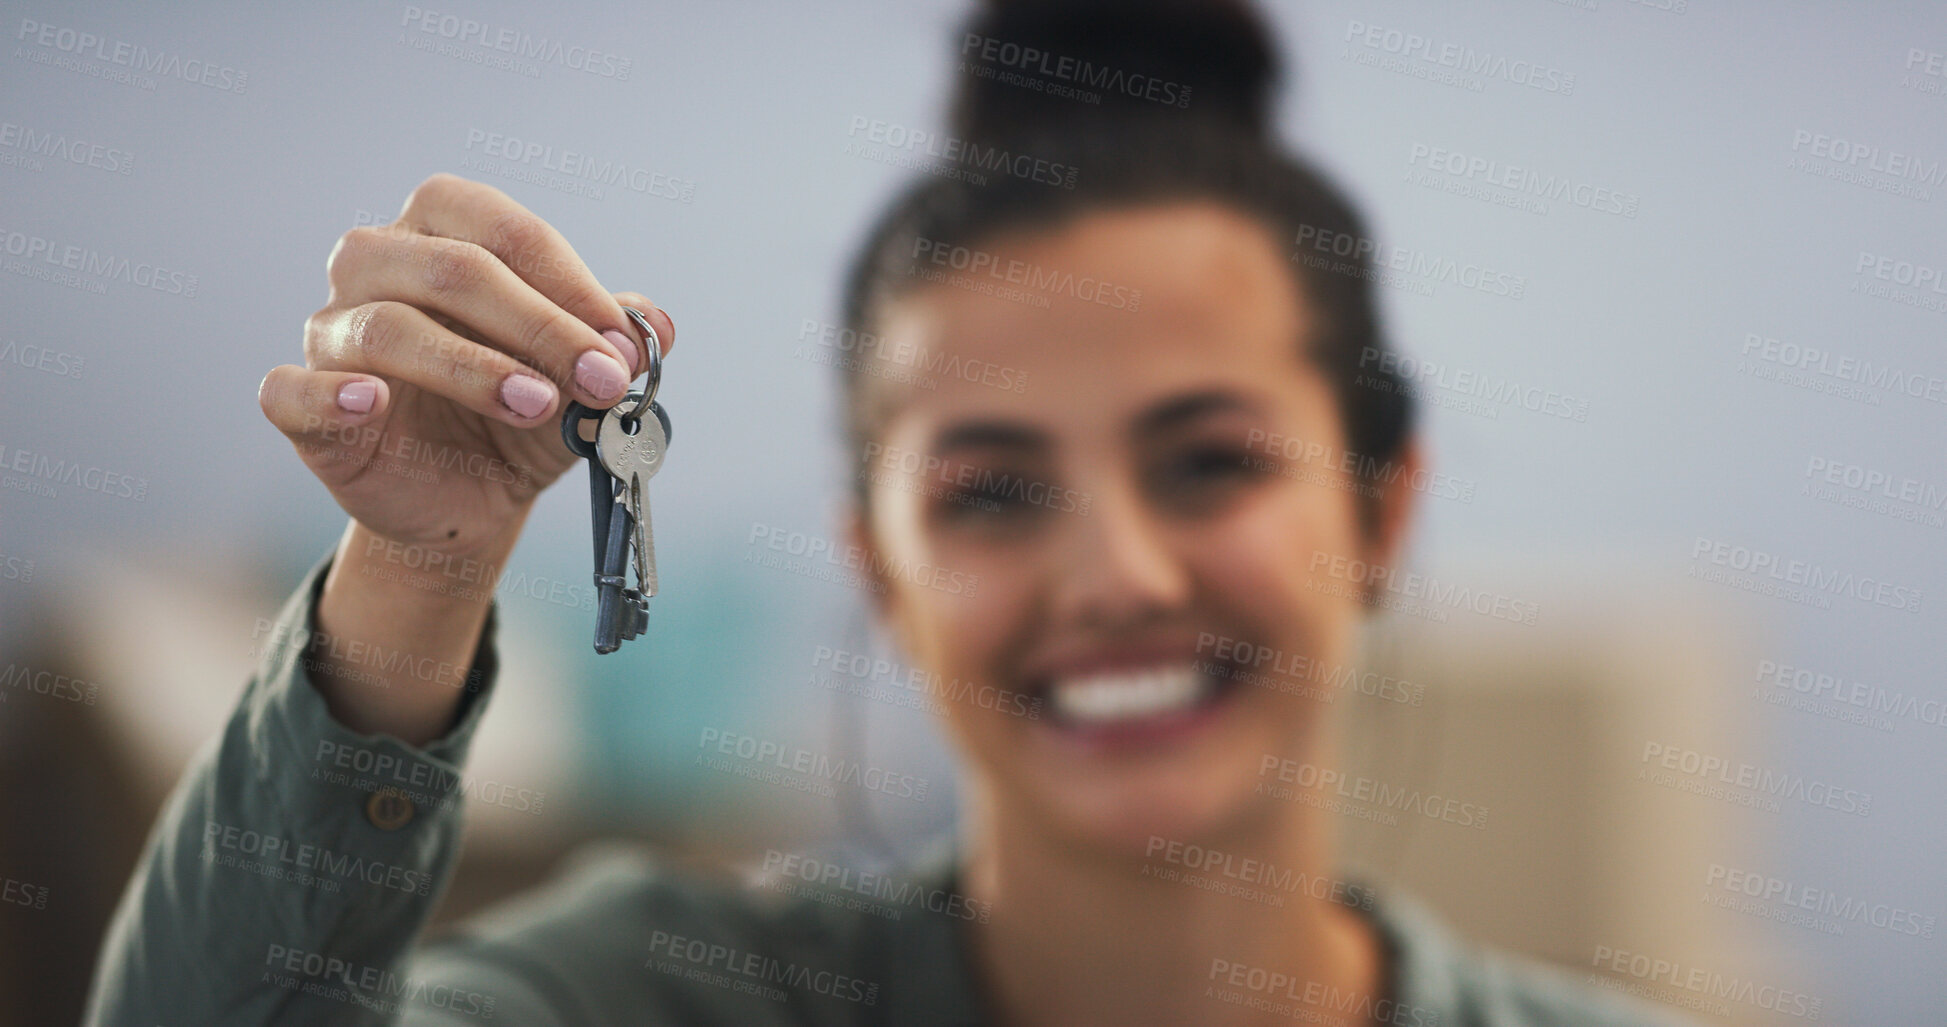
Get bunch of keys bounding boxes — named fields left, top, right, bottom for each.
left=560, top=306, right=672, bottom=654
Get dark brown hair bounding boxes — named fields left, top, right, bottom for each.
left=839, top=0, right=1414, bottom=534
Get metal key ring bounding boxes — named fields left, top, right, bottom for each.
left=617, top=306, right=662, bottom=423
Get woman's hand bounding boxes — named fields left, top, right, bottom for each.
left=259, top=172, right=675, bottom=556
left=254, top=174, right=677, bottom=745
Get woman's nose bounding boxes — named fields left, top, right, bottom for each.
left=1047, top=476, right=1192, bottom=631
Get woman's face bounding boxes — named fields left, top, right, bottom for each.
left=855, top=201, right=1412, bottom=855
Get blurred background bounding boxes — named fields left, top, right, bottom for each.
left=3, top=1, right=1942, bottom=1023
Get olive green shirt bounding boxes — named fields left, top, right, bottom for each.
left=85, top=554, right=1692, bottom=1026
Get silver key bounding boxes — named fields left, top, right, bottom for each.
left=597, top=399, right=668, bottom=598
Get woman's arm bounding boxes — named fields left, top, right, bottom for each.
left=81, top=552, right=567, bottom=1025
left=84, top=173, right=675, bottom=1025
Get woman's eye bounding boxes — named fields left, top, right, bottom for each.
left=934, top=469, right=1054, bottom=526
left=1147, top=445, right=1265, bottom=507
left=944, top=488, right=1017, bottom=515
left=1165, top=446, right=1259, bottom=485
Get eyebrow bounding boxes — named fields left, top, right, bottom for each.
left=1133, top=389, right=1264, bottom=435
left=931, top=420, right=1047, bottom=456
left=928, top=388, right=1266, bottom=456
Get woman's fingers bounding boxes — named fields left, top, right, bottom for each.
left=324, top=225, right=633, bottom=408
left=394, top=174, right=644, bottom=371
left=303, top=300, right=563, bottom=428
left=258, top=365, right=390, bottom=478
left=260, top=364, right=390, bottom=432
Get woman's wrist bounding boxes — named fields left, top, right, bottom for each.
left=310, top=517, right=526, bottom=747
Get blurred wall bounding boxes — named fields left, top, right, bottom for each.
left=2, top=1, right=1943, bottom=1023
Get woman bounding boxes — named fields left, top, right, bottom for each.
left=87, top=1, right=1689, bottom=1024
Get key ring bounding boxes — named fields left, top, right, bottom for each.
left=618, top=306, right=661, bottom=424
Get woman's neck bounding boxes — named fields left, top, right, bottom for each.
left=958, top=797, right=1386, bottom=1027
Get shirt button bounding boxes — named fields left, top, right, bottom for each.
left=365, top=787, right=415, bottom=830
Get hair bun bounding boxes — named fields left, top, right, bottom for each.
left=950, top=0, right=1280, bottom=149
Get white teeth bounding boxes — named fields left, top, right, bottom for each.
left=1050, top=664, right=1210, bottom=726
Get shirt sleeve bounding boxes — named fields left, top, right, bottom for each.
left=82, top=549, right=565, bottom=1027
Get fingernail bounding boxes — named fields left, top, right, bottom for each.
left=337, top=380, right=376, bottom=414
left=603, top=328, right=639, bottom=375
left=576, top=349, right=628, bottom=401
left=500, top=374, right=554, bottom=419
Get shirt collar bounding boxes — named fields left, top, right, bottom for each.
left=1361, top=881, right=1471, bottom=1025
left=876, top=838, right=989, bottom=1026
left=884, top=847, right=1469, bottom=1027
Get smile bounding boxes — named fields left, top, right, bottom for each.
left=1035, top=660, right=1246, bottom=738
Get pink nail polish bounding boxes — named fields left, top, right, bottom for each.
left=500, top=374, right=554, bottom=419
left=337, top=380, right=376, bottom=414
left=576, top=349, right=628, bottom=401
left=603, top=328, right=639, bottom=375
